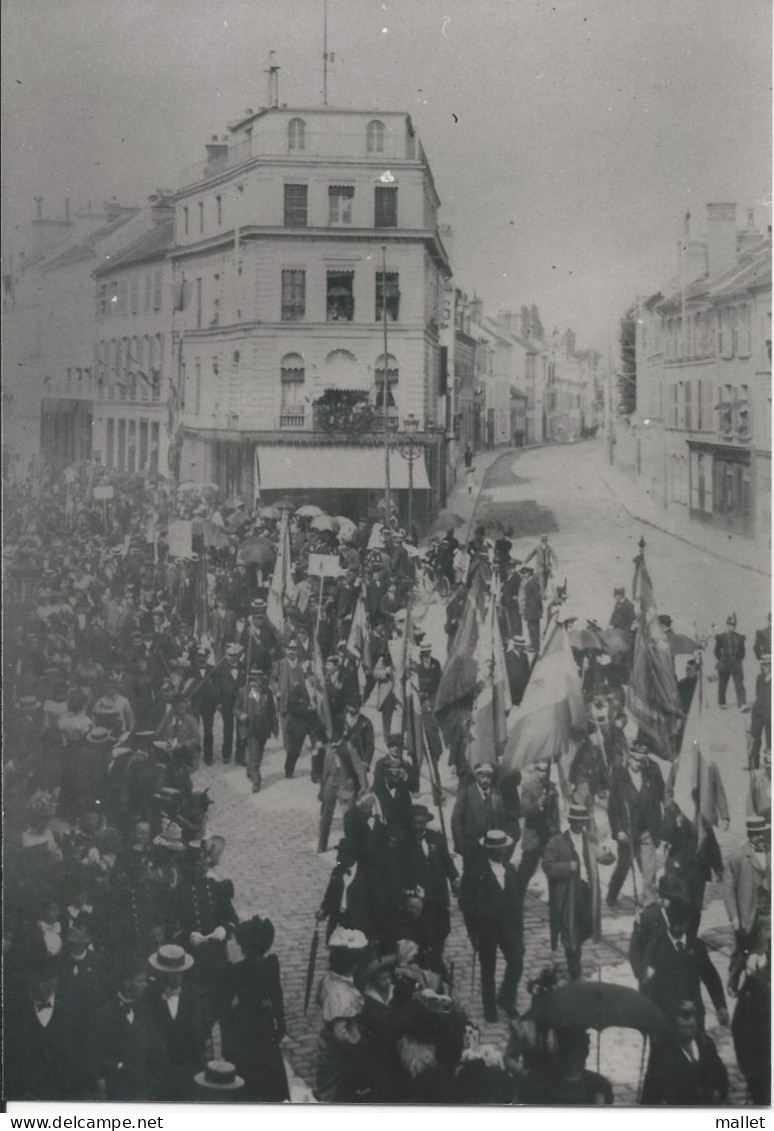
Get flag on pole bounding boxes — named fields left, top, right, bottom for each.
left=346, top=585, right=373, bottom=673
left=254, top=448, right=262, bottom=507
left=267, top=510, right=296, bottom=631
left=466, top=582, right=512, bottom=770
left=434, top=562, right=490, bottom=719
left=672, top=649, right=735, bottom=835
left=312, top=635, right=333, bottom=738
left=626, top=548, right=683, bottom=757
left=501, top=618, right=586, bottom=775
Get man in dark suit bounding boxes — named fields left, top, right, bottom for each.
left=505, top=634, right=531, bottom=706
left=284, top=661, right=323, bottom=778
left=750, top=654, right=771, bottom=769
left=146, top=944, right=208, bottom=1100
left=518, top=565, right=543, bottom=655
left=459, top=829, right=526, bottom=1022
left=185, top=646, right=219, bottom=765
left=5, top=966, right=88, bottom=1100
left=753, top=612, right=772, bottom=661
left=342, top=695, right=375, bottom=771
left=240, top=597, right=281, bottom=676
left=316, top=838, right=373, bottom=942
left=235, top=668, right=278, bottom=792
left=542, top=804, right=602, bottom=980
left=373, top=747, right=414, bottom=842
left=210, top=597, right=238, bottom=660
left=90, top=955, right=167, bottom=1100
left=677, top=657, right=699, bottom=717
left=609, top=586, right=636, bottom=632
left=714, top=613, right=748, bottom=709
left=451, top=760, right=521, bottom=865
left=642, top=999, right=728, bottom=1106
left=215, top=643, right=245, bottom=764
left=607, top=742, right=664, bottom=907
left=400, top=804, right=459, bottom=956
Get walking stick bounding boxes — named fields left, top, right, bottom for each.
left=303, top=920, right=321, bottom=1015
left=624, top=799, right=640, bottom=908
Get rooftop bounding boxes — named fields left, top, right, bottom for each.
left=93, top=217, right=174, bottom=277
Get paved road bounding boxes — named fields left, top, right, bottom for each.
left=196, top=441, right=757, bottom=1103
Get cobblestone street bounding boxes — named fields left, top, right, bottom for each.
left=196, top=440, right=756, bottom=1103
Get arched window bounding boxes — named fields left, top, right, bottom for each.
left=280, top=353, right=305, bottom=409
left=374, top=353, right=398, bottom=407
left=324, top=348, right=361, bottom=391
left=288, top=118, right=306, bottom=152
left=366, top=119, right=385, bottom=154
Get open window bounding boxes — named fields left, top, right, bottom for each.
left=327, top=270, right=354, bottom=321
left=374, top=353, right=398, bottom=407
left=375, top=271, right=400, bottom=321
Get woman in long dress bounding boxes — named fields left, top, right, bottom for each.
left=221, top=915, right=289, bottom=1102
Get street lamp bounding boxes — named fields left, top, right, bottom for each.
left=394, top=412, right=422, bottom=539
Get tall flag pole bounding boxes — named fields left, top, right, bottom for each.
left=626, top=537, right=683, bottom=758
left=500, top=615, right=586, bottom=776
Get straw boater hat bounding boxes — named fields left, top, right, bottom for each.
left=86, top=727, right=113, bottom=745
left=153, top=819, right=186, bottom=852
left=148, top=944, right=194, bottom=973
left=480, top=829, right=514, bottom=852
left=747, top=814, right=771, bottom=836
left=567, top=804, right=590, bottom=823
left=194, top=1061, right=245, bottom=1092
left=328, top=927, right=368, bottom=950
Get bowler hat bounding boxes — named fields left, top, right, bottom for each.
left=658, top=873, right=691, bottom=905
left=411, top=804, right=434, bottom=822
left=86, top=727, right=112, bottom=744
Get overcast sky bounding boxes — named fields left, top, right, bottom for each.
left=2, top=0, right=771, bottom=350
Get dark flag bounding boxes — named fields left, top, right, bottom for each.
left=626, top=546, right=683, bottom=757
left=434, top=561, right=490, bottom=719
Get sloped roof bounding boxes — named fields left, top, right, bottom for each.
left=659, top=238, right=771, bottom=312
left=93, top=218, right=174, bottom=277
left=44, top=211, right=140, bottom=271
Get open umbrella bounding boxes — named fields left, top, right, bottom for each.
left=311, top=514, right=339, bottom=533
left=602, top=628, right=632, bottom=656
left=334, top=516, right=357, bottom=541
left=568, top=626, right=608, bottom=653
left=296, top=504, right=324, bottom=518
left=530, top=982, right=667, bottom=1036
left=429, top=510, right=466, bottom=535
left=669, top=632, right=700, bottom=656
left=236, top=536, right=276, bottom=567
left=258, top=505, right=282, bottom=520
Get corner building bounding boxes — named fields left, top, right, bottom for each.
left=173, top=106, right=452, bottom=524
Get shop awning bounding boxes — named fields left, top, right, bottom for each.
left=257, top=444, right=430, bottom=491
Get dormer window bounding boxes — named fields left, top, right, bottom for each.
left=367, top=120, right=385, bottom=154
left=288, top=118, right=306, bottom=152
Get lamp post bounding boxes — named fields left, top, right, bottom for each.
left=394, top=412, right=422, bottom=539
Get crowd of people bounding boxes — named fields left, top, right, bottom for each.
left=2, top=459, right=770, bottom=1106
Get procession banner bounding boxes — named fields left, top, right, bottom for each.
left=626, top=550, right=683, bottom=757
left=434, top=561, right=490, bottom=718
left=308, top=552, right=344, bottom=579
left=346, top=586, right=373, bottom=671
left=672, top=648, right=738, bottom=834
left=467, top=583, right=512, bottom=769
left=267, top=510, right=297, bottom=631
left=167, top=519, right=193, bottom=559
left=501, top=619, right=586, bottom=775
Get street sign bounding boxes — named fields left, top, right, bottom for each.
left=167, top=519, right=193, bottom=559
left=93, top=485, right=114, bottom=500
left=308, top=552, right=343, bottom=578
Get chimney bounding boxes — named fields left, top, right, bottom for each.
left=706, top=202, right=738, bottom=277
left=205, top=136, right=228, bottom=172
left=148, top=189, right=174, bottom=225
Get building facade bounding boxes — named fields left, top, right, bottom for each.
left=626, top=203, right=771, bottom=550
left=91, top=196, right=174, bottom=476
left=171, top=106, right=452, bottom=526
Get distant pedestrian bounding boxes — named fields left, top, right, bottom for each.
left=464, top=444, right=474, bottom=473
left=714, top=614, right=748, bottom=710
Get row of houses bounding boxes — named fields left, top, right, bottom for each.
left=3, top=102, right=601, bottom=527
left=611, top=202, right=771, bottom=554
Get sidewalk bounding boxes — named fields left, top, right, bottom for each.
left=598, top=453, right=770, bottom=577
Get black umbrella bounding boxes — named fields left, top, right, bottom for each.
left=530, top=981, right=667, bottom=1035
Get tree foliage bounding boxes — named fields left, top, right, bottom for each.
left=618, top=304, right=637, bottom=414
